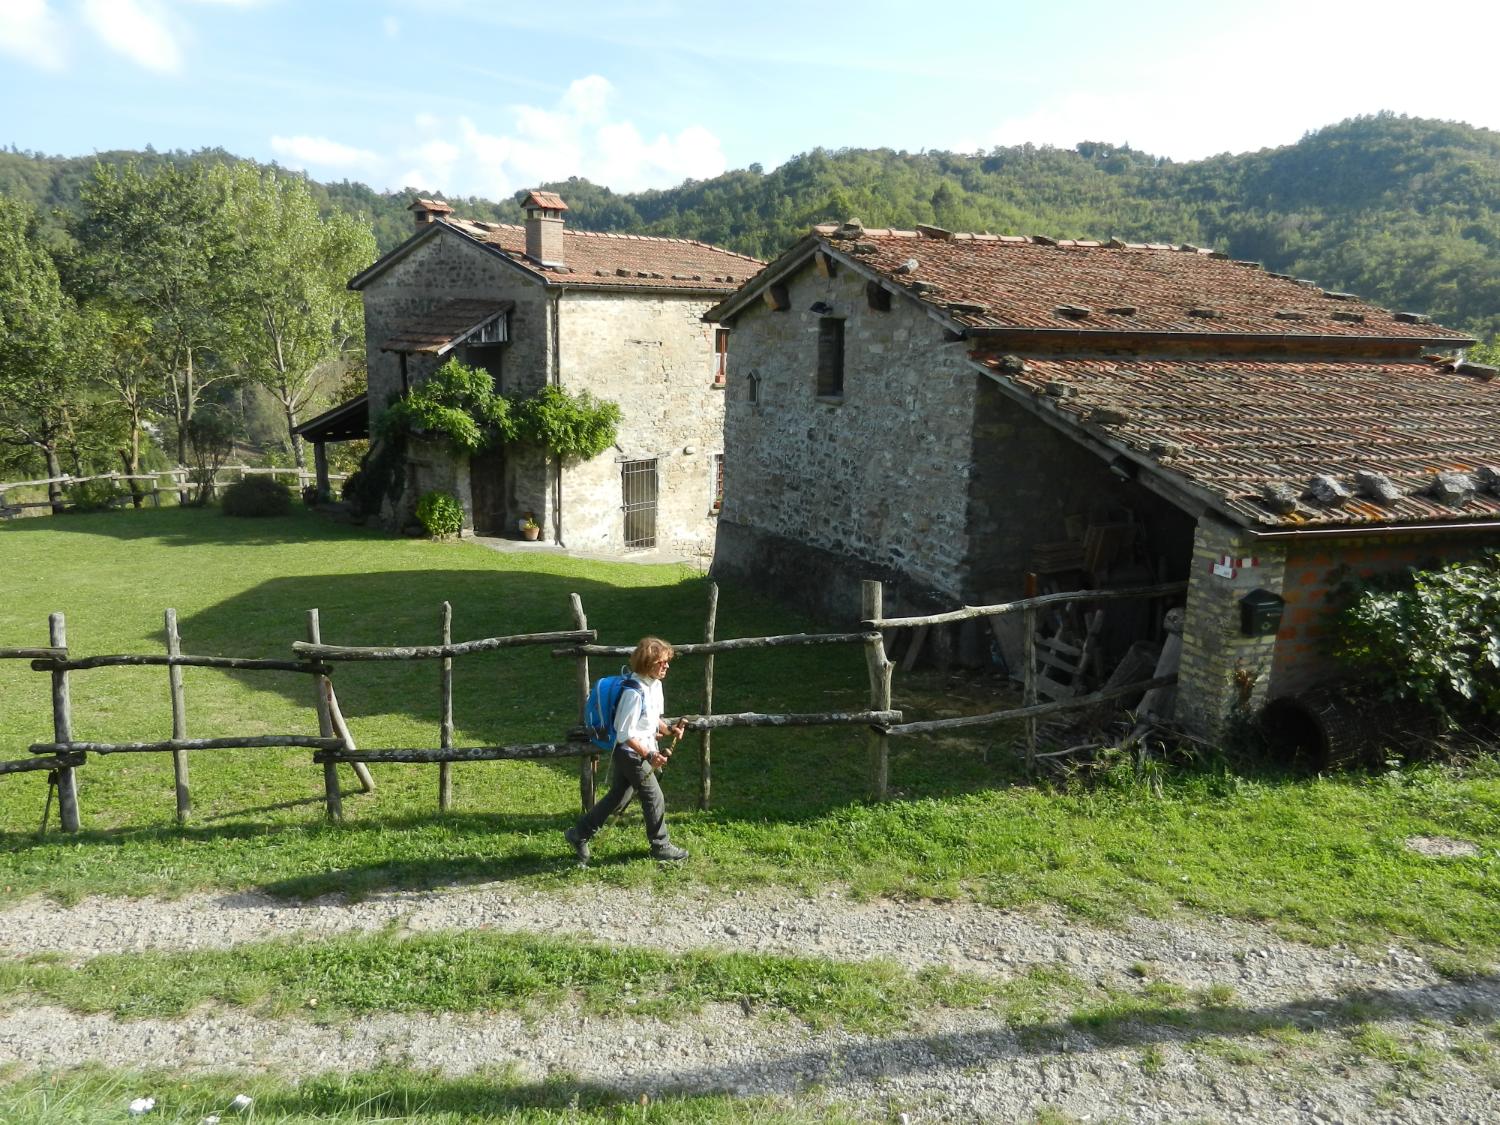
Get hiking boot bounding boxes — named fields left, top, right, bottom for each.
left=651, top=842, right=688, bottom=862
left=563, top=826, right=590, bottom=865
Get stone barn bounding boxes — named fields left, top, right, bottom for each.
left=705, top=221, right=1499, bottom=738
left=347, top=192, right=762, bottom=557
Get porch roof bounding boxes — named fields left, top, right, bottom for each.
left=379, top=298, right=514, bottom=355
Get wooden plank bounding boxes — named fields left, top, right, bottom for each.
left=1036, top=636, right=1082, bottom=658
left=31, top=736, right=345, bottom=754
left=863, top=580, right=892, bottom=802
left=885, top=674, right=1179, bottom=736
left=555, top=631, right=877, bottom=659
left=49, top=613, right=79, bottom=832
left=40, top=654, right=327, bottom=673
left=165, top=609, right=190, bottom=824
left=0, top=647, right=67, bottom=661
left=309, top=609, right=341, bottom=821
left=864, top=581, right=1189, bottom=629
left=901, top=625, right=929, bottom=673
left=700, top=582, right=718, bottom=811
left=316, top=743, right=591, bottom=764
left=0, top=755, right=77, bottom=776
left=294, top=628, right=595, bottom=661
left=569, top=594, right=595, bottom=812
left=438, top=602, right=453, bottom=811
left=1022, top=606, right=1037, bottom=768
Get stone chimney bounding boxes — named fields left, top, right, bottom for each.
left=408, top=198, right=453, bottom=226
left=522, top=190, right=568, bottom=267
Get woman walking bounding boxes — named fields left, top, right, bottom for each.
left=565, top=636, right=688, bottom=864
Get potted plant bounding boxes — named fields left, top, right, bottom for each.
left=520, top=514, right=540, bottom=541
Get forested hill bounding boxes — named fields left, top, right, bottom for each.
left=5, top=113, right=1498, bottom=338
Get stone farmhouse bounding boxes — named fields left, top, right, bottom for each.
left=705, top=221, right=1499, bottom=738
left=337, top=192, right=761, bottom=555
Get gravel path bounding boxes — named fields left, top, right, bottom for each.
left=2, top=886, right=1497, bottom=1122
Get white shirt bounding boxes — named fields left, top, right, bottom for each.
left=613, top=673, right=664, bottom=758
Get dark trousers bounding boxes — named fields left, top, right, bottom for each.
left=574, top=745, right=670, bottom=849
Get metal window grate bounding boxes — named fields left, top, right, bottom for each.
left=621, top=458, right=658, bottom=549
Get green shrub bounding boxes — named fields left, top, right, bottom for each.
left=65, top=478, right=124, bottom=512
left=1334, top=552, right=1500, bottom=720
left=512, top=385, right=621, bottom=462
left=377, top=359, right=512, bottom=455
left=222, top=476, right=294, bottom=518
left=414, top=489, right=463, bottom=538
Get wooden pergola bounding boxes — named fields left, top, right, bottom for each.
left=293, top=394, right=368, bottom=500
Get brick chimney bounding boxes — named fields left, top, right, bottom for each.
left=408, top=197, right=453, bottom=226
left=522, top=190, right=568, bottom=268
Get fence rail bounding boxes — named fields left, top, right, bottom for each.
left=0, top=466, right=351, bottom=515
left=3, top=577, right=1186, bottom=832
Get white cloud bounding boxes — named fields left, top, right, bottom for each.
left=277, top=73, right=727, bottom=197
left=81, top=0, right=182, bottom=74
left=270, top=134, right=380, bottom=172
left=0, top=0, right=67, bottom=70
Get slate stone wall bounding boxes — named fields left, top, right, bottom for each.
left=712, top=257, right=982, bottom=613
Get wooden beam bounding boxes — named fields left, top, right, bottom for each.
left=886, top=674, right=1179, bottom=736
left=864, top=582, right=1188, bottom=630
left=294, top=628, right=595, bottom=661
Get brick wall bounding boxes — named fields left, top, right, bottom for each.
left=1175, top=516, right=1288, bottom=738
left=1271, top=530, right=1500, bottom=697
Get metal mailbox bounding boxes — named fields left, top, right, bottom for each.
left=1239, top=588, right=1285, bottom=636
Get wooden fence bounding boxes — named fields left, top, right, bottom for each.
left=0, top=578, right=1184, bottom=832
left=0, top=466, right=348, bottom=515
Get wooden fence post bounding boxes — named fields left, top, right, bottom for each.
left=570, top=593, right=595, bottom=812
left=164, top=608, right=190, bottom=823
left=861, top=581, right=892, bottom=801
left=49, top=612, right=81, bottom=832
left=438, top=601, right=454, bottom=811
left=1023, top=604, right=1038, bottom=769
left=308, top=609, right=342, bottom=821
left=699, top=582, right=719, bottom=811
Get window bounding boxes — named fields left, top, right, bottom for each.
left=711, top=453, right=724, bottom=513
left=712, top=328, right=729, bottom=386
left=816, top=318, right=844, bottom=399
left=746, top=371, right=760, bottom=405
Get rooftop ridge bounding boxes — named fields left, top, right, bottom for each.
left=449, top=216, right=762, bottom=263
left=813, top=221, right=1224, bottom=255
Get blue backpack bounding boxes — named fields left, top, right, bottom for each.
left=584, top=669, right=643, bottom=751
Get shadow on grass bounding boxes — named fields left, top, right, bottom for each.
left=0, top=505, right=380, bottom=548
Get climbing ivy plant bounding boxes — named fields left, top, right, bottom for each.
left=347, top=361, right=621, bottom=519
left=512, top=385, right=622, bottom=462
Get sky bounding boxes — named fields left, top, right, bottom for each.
left=2, top=0, right=1498, bottom=200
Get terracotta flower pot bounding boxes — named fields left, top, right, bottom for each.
left=522, top=526, right=540, bottom=541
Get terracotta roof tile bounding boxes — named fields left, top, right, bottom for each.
left=976, top=353, right=1500, bottom=528
left=522, top=190, right=568, bottom=211
left=446, top=217, right=762, bottom=292
left=830, top=229, right=1470, bottom=341
left=380, top=298, right=512, bottom=354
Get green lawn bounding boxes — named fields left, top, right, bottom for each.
left=2, top=507, right=1498, bottom=958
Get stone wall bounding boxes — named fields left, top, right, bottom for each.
left=555, top=290, right=725, bottom=557
left=713, top=257, right=982, bottom=610
left=358, top=228, right=555, bottom=532
left=357, top=226, right=724, bottom=553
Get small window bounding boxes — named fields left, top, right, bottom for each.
left=866, top=281, right=891, bottom=311
left=816, top=318, right=844, bottom=398
left=711, top=453, right=724, bottom=513
left=712, top=328, right=729, bottom=386
left=746, top=371, right=760, bottom=405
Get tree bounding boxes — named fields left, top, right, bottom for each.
left=73, top=161, right=242, bottom=464
left=228, top=169, right=375, bottom=468
left=0, top=196, right=83, bottom=511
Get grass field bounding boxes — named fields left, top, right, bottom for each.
left=2, top=507, right=1499, bottom=958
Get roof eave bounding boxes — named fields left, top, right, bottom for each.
left=964, top=326, right=1477, bottom=349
